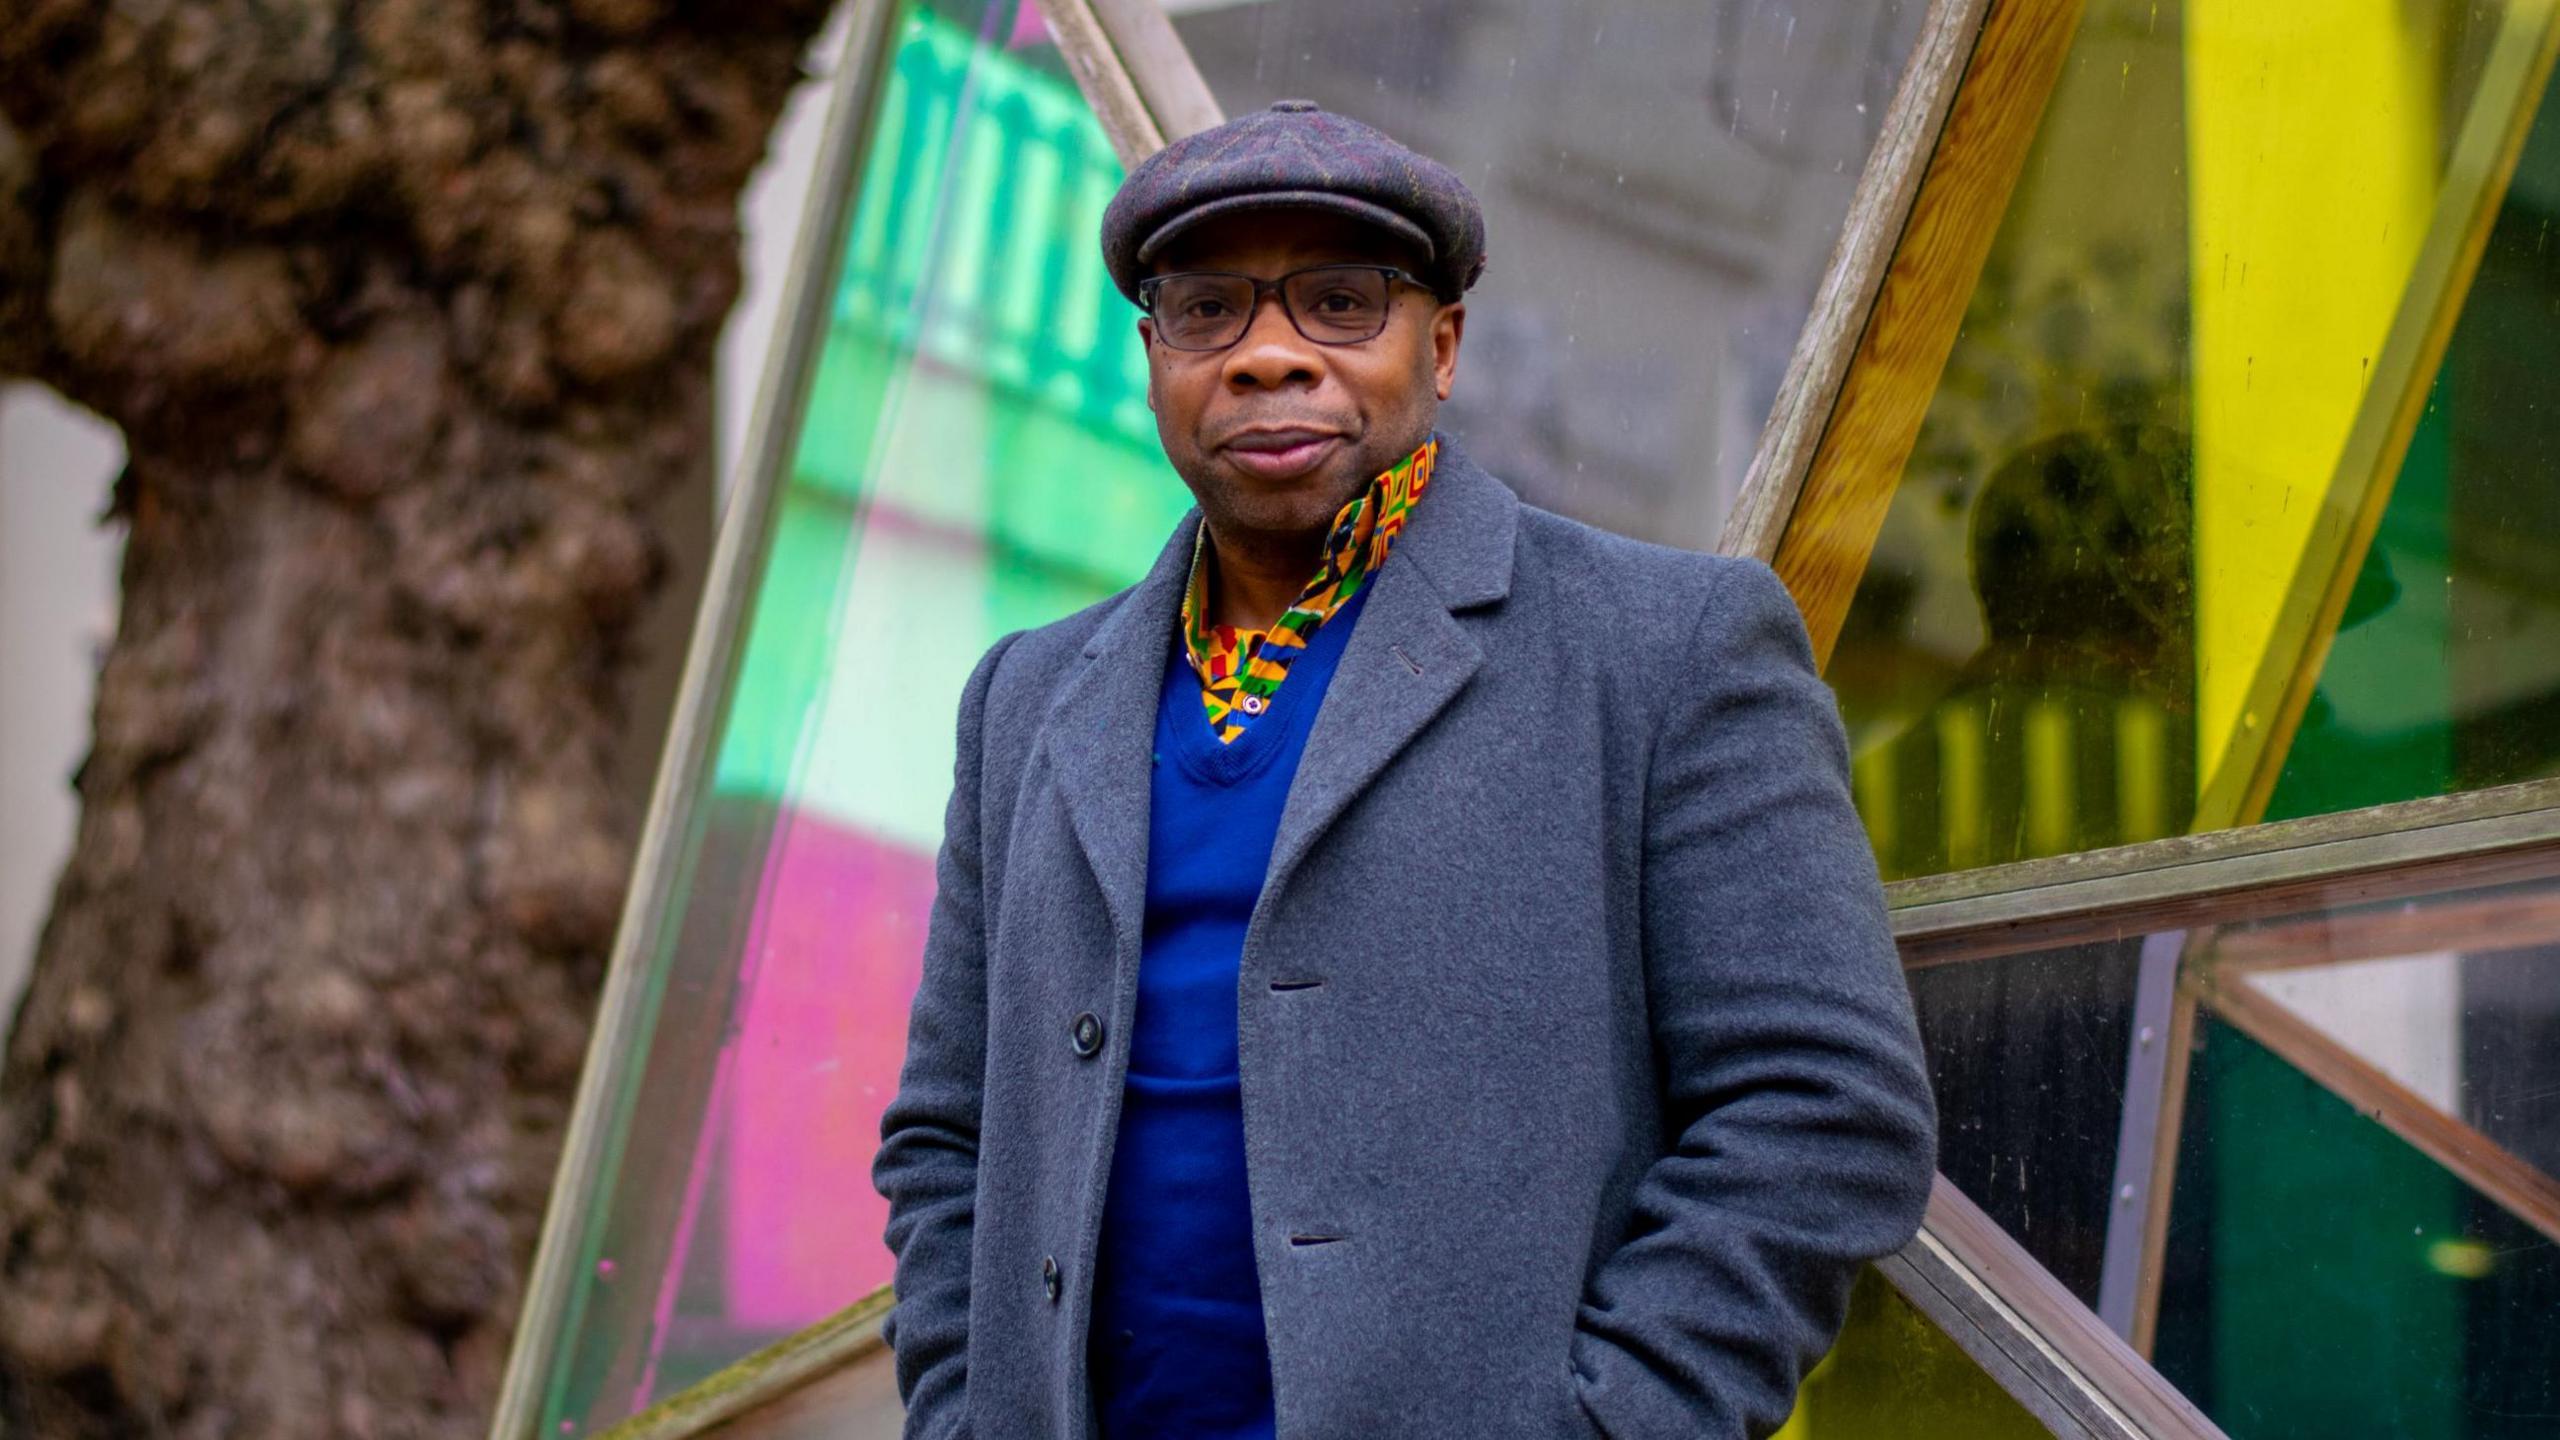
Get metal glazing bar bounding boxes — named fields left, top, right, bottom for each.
left=481, top=5, right=905, bottom=1436
left=2095, top=931, right=2184, bottom=1342
left=2129, top=985, right=2198, bottom=1358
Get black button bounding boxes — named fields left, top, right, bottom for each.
left=1042, top=1254, right=1062, bottom=1304
left=1270, top=98, right=1319, bottom=113
left=1071, top=1011, right=1105, bottom=1058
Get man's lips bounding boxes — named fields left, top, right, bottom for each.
left=1220, top=427, right=1343, bottom=481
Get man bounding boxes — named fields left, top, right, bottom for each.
left=873, top=99, right=1936, bottom=1440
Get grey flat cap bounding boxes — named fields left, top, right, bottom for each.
left=1101, top=99, right=1488, bottom=304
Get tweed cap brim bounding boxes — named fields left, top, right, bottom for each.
left=1135, top=191, right=1437, bottom=273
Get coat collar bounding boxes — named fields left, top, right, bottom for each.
left=1263, top=431, right=1513, bottom=893
left=1045, top=507, right=1198, bottom=961
left=1042, top=429, right=1520, bottom=959
left=1375, top=429, right=1517, bottom=614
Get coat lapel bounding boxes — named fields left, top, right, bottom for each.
left=1263, top=434, right=1518, bottom=896
left=1041, top=511, right=1198, bottom=961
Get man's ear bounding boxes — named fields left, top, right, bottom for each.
left=1138, top=316, right=1158, bottom=411
left=1432, top=301, right=1466, bottom=402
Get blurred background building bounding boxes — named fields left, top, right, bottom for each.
left=0, top=0, right=1908, bottom=1052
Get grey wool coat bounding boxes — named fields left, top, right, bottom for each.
left=872, top=435, right=1937, bottom=1440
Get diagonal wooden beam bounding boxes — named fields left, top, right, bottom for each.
left=587, top=1289, right=895, bottom=1440
left=1893, top=786, right=2560, bottom=971
left=1035, top=0, right=1226, bottom=169
left=1759, top=0, right=2086, bottom=668
left=1088, top=0, right=1224, bottom=142
left=1720, top=0, right=1994, bottom=564
left=1036, top=0, right=1170, bottom=166
left=2212, top=885, right=2560, bottom=974
left=1884, top=1177, right=2231, bottom=1438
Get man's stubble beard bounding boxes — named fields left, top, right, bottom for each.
left=1161, top=401, right=1438, bottom=554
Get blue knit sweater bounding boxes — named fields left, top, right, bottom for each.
left=1085, top=581, right=1372, bottom=1440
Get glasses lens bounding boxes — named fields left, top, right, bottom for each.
left=1151, top=274, right=1255, bottom=349
left=1285, top=267, right=1391, bottom=342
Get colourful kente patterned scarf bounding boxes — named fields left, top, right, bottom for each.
left=1178, top=438, right=1437, bottom=743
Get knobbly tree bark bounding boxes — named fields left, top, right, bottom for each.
left=0, top=2, right=830, bottom=1435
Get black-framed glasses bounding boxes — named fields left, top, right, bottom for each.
left=1136, top=264, right=1430, bottom=352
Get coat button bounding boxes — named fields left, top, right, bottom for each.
left=1070, top=1011, right=1105, bottom=1058
left=1041, top=1254, right=1062, bottom=1304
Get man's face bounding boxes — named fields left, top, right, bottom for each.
left=1140, top=208, right=1465, bottom=541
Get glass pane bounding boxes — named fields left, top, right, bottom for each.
left=1910, top=938, right=2144, bottom=1306
left=1816, top=0, right=2560, bottom=883
left=1910, top=850, right=2560, bottom=1438
left=2157, top=1010, right=2560, bottom=1438
left=2262, top=49, right=2560, bottom=826
left=1168, top=0, right=1931, bottom=547
left=1773, top=1268, right=2052, bottom=1439
left=534, top=4, right=1184, bottom=1431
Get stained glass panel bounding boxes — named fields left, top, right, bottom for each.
left=531, top=4, right=1183, bottom=1430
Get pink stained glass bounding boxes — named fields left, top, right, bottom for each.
left=719, top=814, right=935, bottom=1326
left=609, top=804, right=940, bottom=1416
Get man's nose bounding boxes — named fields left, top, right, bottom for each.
left=1220, top=291, right=1324, bottom=391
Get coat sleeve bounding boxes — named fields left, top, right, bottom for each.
left=1571, top=557, right=1937, bottom=1440
left=873, top=631, right=1021, bottom=1440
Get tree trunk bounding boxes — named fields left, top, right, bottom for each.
left=0, top=2, right=830, bottom=1435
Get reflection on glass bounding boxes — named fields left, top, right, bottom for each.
left=533, top=3, right=1185, bottom=1430
left=1909, top=937, right=2144, bottom=1305
left=1820, top=0, right=2560, bottom=882
left=1170, top=0, right=1928, bottom=547
left=1912, top=853, right=2560, bottom=1439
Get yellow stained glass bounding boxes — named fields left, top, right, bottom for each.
left=1775, top=1268, right=2050, bottom=1439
